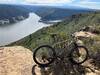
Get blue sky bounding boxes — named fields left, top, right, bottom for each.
left=0, top=0, right=100, bottom=9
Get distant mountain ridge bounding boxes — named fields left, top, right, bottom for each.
left=0, top=4, right=96, bottom=25
left=0, top=4, right=29, bottom=25
left=0, top=4, right=29, bottom=19
left=23, top=5, right=95, bottom=22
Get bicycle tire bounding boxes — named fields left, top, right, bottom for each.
left=69, top=46, right=89, bottom=64
left=33, top=45, right=56, bottom=67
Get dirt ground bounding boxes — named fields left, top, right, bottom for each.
left=0, top=46, right=100, bottom=75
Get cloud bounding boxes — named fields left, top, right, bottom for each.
left=0, top=0, right=17, bottom=3
left=0, top=0, right=74, bottom=4
left=25, top=0, right=74, bottom=3
left=72, top=0, right=100, bottom=9
left=0, top=0, right=100, bottom=10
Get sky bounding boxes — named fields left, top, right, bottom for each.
left=0, top=0, right=100, bottom=9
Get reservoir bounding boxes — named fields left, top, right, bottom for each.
left=0, top=13, right=51, bottom=46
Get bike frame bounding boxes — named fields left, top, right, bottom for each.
left=52, top=40, right=78, bottom=62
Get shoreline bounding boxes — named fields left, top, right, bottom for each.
left=0, top=13, right=51, bottom=46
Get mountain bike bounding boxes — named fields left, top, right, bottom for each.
left=33, top=35, right=89, bottom=67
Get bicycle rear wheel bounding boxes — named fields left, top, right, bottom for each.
left=70, top=46, right=88, bottom=64
left=33, top=45, right=56, bottom=67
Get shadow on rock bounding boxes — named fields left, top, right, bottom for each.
left=90, top=51, right=100, bottom=70
left=31, top=60, right=94, bottom=75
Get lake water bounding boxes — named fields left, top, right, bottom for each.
left=0, top=13, right=51, bottom=46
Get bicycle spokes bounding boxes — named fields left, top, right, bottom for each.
left=34, top=46, right=54, bottom=65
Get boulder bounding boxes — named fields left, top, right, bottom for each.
left=73, top=31, right=97, bottom=38
left=0, top=46, right=34, bottom=75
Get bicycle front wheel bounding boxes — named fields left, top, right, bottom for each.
left=70, top=46, right=89, bottom=64
left=33, top=45, right=56, bottom=67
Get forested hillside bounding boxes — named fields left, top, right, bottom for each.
left=10, top=11, right=99, bottom=47
left=0, top=4, right=29, bottom=24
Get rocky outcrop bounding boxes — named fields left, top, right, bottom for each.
left=73, top=26, right=100, bottom=39
left=0, top=39, right=100, bottom=75
left=73, top=31, right=97, bottom=38
left=0, top=46, right=52, bottom=75
left=0, top=46, right=34, bottom=75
